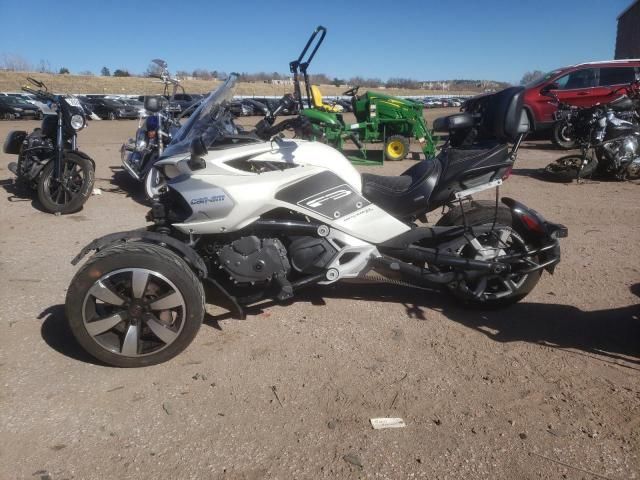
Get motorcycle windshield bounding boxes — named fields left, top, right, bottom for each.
left=161, top=74, right=238, bottom=159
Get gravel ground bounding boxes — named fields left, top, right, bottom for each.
left=0, top=113, right=638, bottom=480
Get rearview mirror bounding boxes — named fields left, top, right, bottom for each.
left=152, top=58, right=167, bottom=69
left=187, top=136, right=207, bottom=170
left=540, top=82, right=559, bottom=96
left=190, top=136, right=207, bottom=157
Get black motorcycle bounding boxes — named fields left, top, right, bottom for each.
left=543, top=82, right=640, bottom=182
left=3, top=77, right=95, bottom=214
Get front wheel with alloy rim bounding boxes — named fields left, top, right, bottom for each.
left=65, top=243, right=205, bottom=367
left=37, top=153, right=94, bottom=214
left=384, top=135, right=410, bottom=161
left=437, top=204, right=542, bottom=308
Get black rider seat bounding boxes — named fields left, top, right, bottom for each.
left=361, top=160, right=442, bottom=218
left=361, top=87, right=529, bottom=218
left=608, top=95, right=635, bottom=112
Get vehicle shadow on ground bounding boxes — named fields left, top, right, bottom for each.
left=40, top=283, right=640, bottom=368
left=0, top=178, right=50, bottom=213
left=100, top=167, right=149, bottom=206
left=207, top=282, right=640, bottom=367
left=38, top=305, right=105, bottom=366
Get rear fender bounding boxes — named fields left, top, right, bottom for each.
left=502, top=197, right=567, bottom=240
left=71, top=229, right=208, bottom=278
left=502, top=197, right=567, bottom=273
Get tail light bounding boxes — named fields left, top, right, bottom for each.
left=519, top=213, right=545, bottom=234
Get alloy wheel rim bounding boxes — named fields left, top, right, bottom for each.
left=81, top=268, right=186, bottom=357
left=456, top=227, right=529, bottom=300
left=44, top=160, right=86, bottom=205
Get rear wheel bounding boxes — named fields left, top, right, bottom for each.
left=543, top=154, right=597, bottom=182
left=37, top=153, right=94, bottom=214
left=551, top=121, right=576, bottom=149
left=384, top=135, right=410, bottom=161
left=437, top=204, right=542, bottom=307
left=65, top=243, right=205, bottom=367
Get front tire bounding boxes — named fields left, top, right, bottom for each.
left=143, top=158, right=164, bottom=200
left=37, top=153, right=94, bottom=214
left=65, top=243, right=205, bottom=367
left=437, top=203, right=542, bottom=308
left=551, top=121, right=576, bottom=149
left=384, top=135, right=410, bottom=161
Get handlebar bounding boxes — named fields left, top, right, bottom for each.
left=21, top=84, right=56, bottom=102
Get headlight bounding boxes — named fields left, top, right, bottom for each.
left=70, top=114, right=85, bottom=130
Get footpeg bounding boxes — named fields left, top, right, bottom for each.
left=8, top=162, right=18, bottom=175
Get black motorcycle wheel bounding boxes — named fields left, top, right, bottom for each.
left=551, top=121, right=576, bottom=149
left=437, top=204, right=542, bottom=308
left=37, top=153, right=95, bottom=214
left=542, top=154, right=598, bottom=182
left=65, top=243, right=205, bottom=367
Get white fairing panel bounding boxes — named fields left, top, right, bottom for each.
left=162, top=139, right=410, bottom=244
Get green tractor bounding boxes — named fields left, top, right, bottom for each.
left=290, top=26, right=437, bottom=163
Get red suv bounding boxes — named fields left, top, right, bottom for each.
left=523, top=59, right=640, bottom=132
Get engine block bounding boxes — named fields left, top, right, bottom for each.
left=217, top=236, right=290, bottom=284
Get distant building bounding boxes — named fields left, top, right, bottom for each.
left=615, top=0, right=640, bottom=59
left=270, top=78, right=294, bottom=86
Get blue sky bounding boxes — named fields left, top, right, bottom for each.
left=0, top=0, right=631, bottom=83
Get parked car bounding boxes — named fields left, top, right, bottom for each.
left=74, top=96, right=98, bottom=118
left=229, top=98, right=269, bottom=117
left=3, top=92, right=56, bottom=115
left=0, top=95, right=42, bottom=119
left=118, top=98, right=147, bottom=117
left=523, top=59, right=640, bottom=132
left=84, top=98, right=138, bottom=120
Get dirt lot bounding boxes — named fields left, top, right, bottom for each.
left=0, top=113, right=638, bottom=480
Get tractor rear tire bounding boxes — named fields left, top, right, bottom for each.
left=384, top=135, right=410, bottom=161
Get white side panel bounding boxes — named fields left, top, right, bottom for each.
left=164, top=138, right=409, bottom=244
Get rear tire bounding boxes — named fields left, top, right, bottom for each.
left=551, top=121, right=576, bottom=149
left=542, top=154, right=597, bottom=182
left=437, top=203, right=542, bottom=308
left=65, top=243, right=205, bottom=367
left=384, top=135, right=410, bottom=161
left=37, top=153, right=94, bottom=214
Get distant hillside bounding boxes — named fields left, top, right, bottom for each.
left=0, top=71, right=480, bottom=97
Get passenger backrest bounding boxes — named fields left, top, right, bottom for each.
left=463, top=86, right=525, bottom=142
